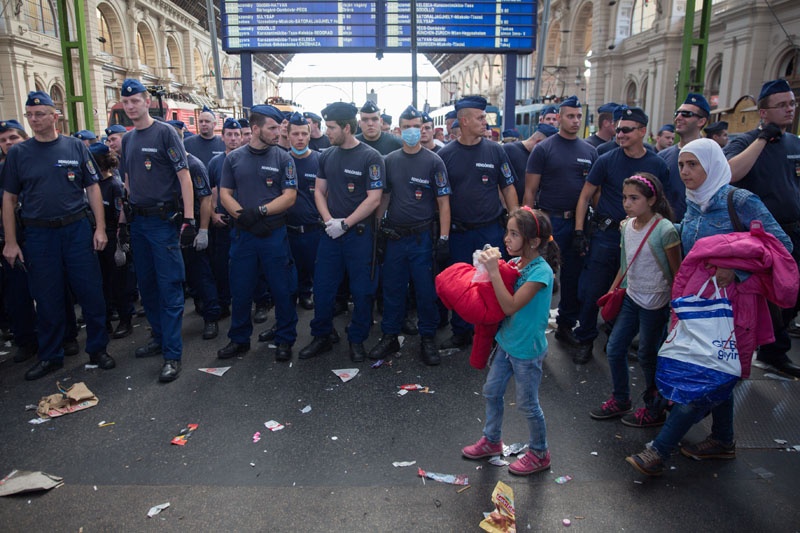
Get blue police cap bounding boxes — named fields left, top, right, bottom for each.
left=201, top=105, right=216, bottom=117
left=26, top=91, right=54, bottom=107
left=74, top=130, right=97, bottom=140
left=281, top=111, right=293, bottom=121
left=559, top=95, right=581, bottom=109
left=104, top=124, right=126, bottom=135
left=613, top=105, right=629, bottom=121
left=445, top=110, right=458, bottom=120
left=120, top=79, right=147, bottom=96
left=658, top=124, right=675, bottom=134
left=683, top=93, right=710, bottom=116
left=535, top=123, right=558, bottom=137
left=250, top=104, right=285, bottom=125
left=183, top=130, right=194, bottom=139
left=166, top=120, right=185, bottom=129
left=421, top=112, right=433, bottom=124
left=399, top=106, right=421, bottom=121
left=0, top=119, right=25, bottom=133
left=598, top=102, right=620, bottom=114
left=704, top=121, right=728, bottom=135
left=618, top=106, right=648, bottom=125
left=451, top=120, right=460, bottom=129
left=223, top=118, right=241, bottom=130
left=302, top=112, right=322, bottom=123
left=381, top=114, right=392, bottom=125
left=502, top=129, right=520, bottom=138
left=288, top=112, right=307, bottom=126
left=454, top=96, right=487, bottom=112
left=88, top=142, right=110, bottom=156
left=758, top=79, right=792, bottom=102
left=322, top=102, right=358, bottom=121
left=360, top=101, right=380, bottom=114
left=237, top=118, right=250, bottom=128
left=541, top=105, right=559, bottom=116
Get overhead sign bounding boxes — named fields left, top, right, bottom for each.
left=221, top=1, right=536, bottom=53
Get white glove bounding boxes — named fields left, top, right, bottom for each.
left=194, top=228, right=209, bottom=251
left=325, top=218, right=346, bottom=239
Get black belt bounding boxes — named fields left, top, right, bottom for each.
left=287, top=222, right=323, bottom=234
left=23, top=210, right=86, bottom=228
left=384, top=220, right=432, bottom=238
left=591, top=214, right=621, bottom=232
left=132, top=203, right=176, bottom=217
left=542, top=208, right=575, bottom=220
left=451, top=218, right=501, bottom=233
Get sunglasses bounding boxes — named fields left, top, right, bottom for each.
left=674, top=110, right=703, bottom=118
left=615, top=126, right=642, bottom=134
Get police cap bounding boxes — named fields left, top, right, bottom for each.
left=88, top=142, right=110, bottom=156
left=201, top=105, right=216, bottom=117
left=559, top=95, right=581, bottom=109
left=120, top=79, right=147, bottom=96
left=288, top=112, right=307, bottom=126
left=322, top=102, right=358, bottom=121
left=359, top=101, right=380, bottom=114
left=0, top=119, right=25, bottom=133
left=25, top=91, right=54, bottom=107
left=535, top=123, right=558, bottom=137
left=759, top=79, right=792, bottom=102
left=618, top=106, right=648, bottom=125
left=302, top=112, right=322, bottom=124
left=73, top=130, right=97, bottom=141
left=454, top=95, right=487, bottom=111
left=105, top=124, right=126, bottom=135
left=399, top=106, right=421, bottom=121
left=704, top=121, right=728, bottom=135
left=250, top=104, right=285, bottom=125
left=597, top=102, right=620, bottom=114
left=683, top=93, right=710, bottom=117
left=223, top=118, right=241, bottom=130
left=658, top=124, right=675, bottom=134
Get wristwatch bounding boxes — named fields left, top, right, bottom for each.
left=439, top=235, right=449, bottom=241
left=258, top=204, right=268, bottom=216
left=341, top=220, right=349, bottom=232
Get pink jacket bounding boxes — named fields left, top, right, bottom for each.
left=672, top=221, right=799, bottom=378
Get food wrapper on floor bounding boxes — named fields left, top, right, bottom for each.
left=0, top=470, right=63, bottom=496
left=37, top=382, right=98, bottom=418
left=480, top=481, right=516, bottom=533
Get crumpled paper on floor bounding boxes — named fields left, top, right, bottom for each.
left=0, top=470, right=63, bottom=496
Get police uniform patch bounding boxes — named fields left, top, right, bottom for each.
left=434, top=171, right=446, bottom=188
left=481, top=175, right=489, bottom=184
left=86, top=160, right=97, bottom=176
left=168, top=147, right=181, bottom=163
left=114, top=197, right=124, bottom=211
left=501, top=162, right=511, bottom=178
left=347, top=182, right=355, bottom=193
left=369, top=164, right=380, bottom=181
left=145, top=158, right=152, bottom=171
left=286, top=179, right=297, bottom=187
left=415, top=188, right=422, bottom=200
left=193, top=173, right=204, bottom=189
left=286, top=161, right=295, bottom=179
left=67, top=170, right=75, bottom=181
left=266, top=177, right=274, bottom=187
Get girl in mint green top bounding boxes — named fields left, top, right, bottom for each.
left=461, top=208, right=560, bottom=476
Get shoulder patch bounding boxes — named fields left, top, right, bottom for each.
left=168, top=147, right=181, bottom=163
left=369, top=164, right=381, bottom=181
left=501, top=162, right=511, bottom=178
left=434, top=171, right=447, bottom=188
left=86, top=159, right=97, bottom=176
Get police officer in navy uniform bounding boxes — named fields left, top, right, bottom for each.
left=1, top=91, right=115, bottom=380
left=104, top=124, right=126, bottom=156
left=217, top=104, right=299, bottom=362
left=184, top=105, right=225, bottom=168
left=503, top=123, right=558, bottom=205
left=419, top=112, right=441, bottom=153
left=585, top=102, right=619, bottom=148
left=119, top=79, right=196, bottom=382
left=436, top=95, right=519, bottom=349
left=299, top=102, right=385, bottom=362
left=704, top=121, right=729, bottom=148
left=73, top=130, right=97, bottom=147
left=207, top=118, right=243, bottom=319
left=356, top=101, right=402, bottom=155
left=726, top=78, right=800, bottom=378
left=304, top=112, right=331, bottom=152
left=523, top=96, right=597, bottom=347
left=238, top=118, right=252, bottom=147
left=572, top=106, right=670, bottom=364
left=168, top=120, right=220, bottom=341
left=369, top=105, right=451, bottom=365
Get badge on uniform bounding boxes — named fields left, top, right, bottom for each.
left=168, top=147, right=181, bottom=163
left=86, top=160, right=97, bottom=176
left=67, top=170, right=76, bottom=181
left=481, top=175, right=489, bottom=184
left=286, top=161, right=296, bottom=179
left=193, top=174, right=204, bottom=189
left=114, top=197, right=124, bottom=211
left=145, top=158, right=152, bottom=171
left=266, top=177, right=274, bottom=187
left=415, top=188, right=422, bottom=200
left=347, top=182, right=355, bottom=193
left=434, top=171, right=446, bottom=188
left=501, top=162, right=511, bottom=178
left=369, top=164, right=380, bottom=181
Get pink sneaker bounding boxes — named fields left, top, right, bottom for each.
left=508, top=450, right=551, bottom=475
left=462, top=436, right=503, bottom=459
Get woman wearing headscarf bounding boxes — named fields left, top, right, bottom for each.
left=627, top=138, right=796, bottom=476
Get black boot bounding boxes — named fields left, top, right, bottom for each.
left=368, top=334, right=400, bottom=360
left=112, top=319, right=132, bottom=339
left=299, top=336, right=333, bottom=359
left=421, top=336, right=441, bottom=366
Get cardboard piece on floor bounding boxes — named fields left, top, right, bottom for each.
left=0, top=470, right=63, bottom=497
left=37, top=382, right=98, bottom=419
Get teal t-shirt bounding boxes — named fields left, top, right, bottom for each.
left=495, top=256, right=554, bottom=359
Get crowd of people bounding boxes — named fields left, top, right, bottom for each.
left=1, top=76, right=798, bottom=477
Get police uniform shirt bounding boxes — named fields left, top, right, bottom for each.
left=1, top=135, right=97, bottom=219
left=309, top=135, right=331, bottom=152
left=98, top=174, right=124, bottom=231
left=587, top=149, right=670, bottom=223
left=502, top=141, right=532, bottom=204
left=585, top=134, right=606, bottom=148
left=724, top=129, right=800, bottom=224
left=384, top=148, right=450, bottom=226
left=437, top=138, right=516, bottom=224
left=287, top=150, right=321, bottom=226
left=354, top=132, right=402, bottom=155
left=207, top=151, right=227, bottom=213
left=318, top=142, right=384, bottom=219
left=185, top=153, right=212, bottom=217
left=220, top=144, right=297, bottom=223
left=528, top=134, right=597, bottom=212
left=184, top=134, right=226, bottom=168
left=657, top=145, right=686, bottom=221
left=120, top=120, right=188, bottom=207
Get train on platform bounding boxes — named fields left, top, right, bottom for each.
left=428, top=102, right=558, bottom=139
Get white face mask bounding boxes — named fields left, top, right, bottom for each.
left=401, top=127, right=421, bottom=146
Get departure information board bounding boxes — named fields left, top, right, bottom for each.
left=221, top=1, right=536, bottom=53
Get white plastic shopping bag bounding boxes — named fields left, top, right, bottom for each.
left=657, top=277, right=741, bottom=407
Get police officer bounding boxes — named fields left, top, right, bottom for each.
left=658, top=93, right=710, bottom=221
left=572, top=107, right=670, bottom=364
left=207, top=118, right=243, bottom=319
left=217, top=104, right=298, bottom=362
left=169, top=120, right=220, bottom=341
left=298, top=102, right=384, bottom=362
left=585, top=103, right=619, bottom=148
left=104, top=124, right=126, bottom=156
left=539, top=105, right=559, bottom=127
left=304, top=112, right=331, bottom=152
left=73, top=130, right=97, bottom=147
left=1, top=91, right=115, bottom=380
left=381, top=114, right=393, bottom=134
left=444, top=109, right=457, bottom=142
left=238, top=118, right=252, bottom=147
left=369, top=105, right=451, bottom=365
left=184, top=105, right=225, bottom=168
left=119, top=79, right=196, bottom=382
left=419, top=112, right=441, bottom=153
left=437, top=95, right=518, bottom=349
left=504, top=123, right=558, bottom=204
left=704, top=121, right=729, bottom=148
left=356, top=101, right=402, bottom=155
left=654, top=124, right=675, bottom=152
left=726, top=78, right=800, bottom=378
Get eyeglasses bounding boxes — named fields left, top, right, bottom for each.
left=615, top=126, right=642, bottom=134
left=24, top=112, right=53, bottom=119
left=674, top=110, right=703, bottom=118
left=763, top=101, right=797, bottom=110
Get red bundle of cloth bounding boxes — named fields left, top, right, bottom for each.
left=435, top=261, right=520, bottom=369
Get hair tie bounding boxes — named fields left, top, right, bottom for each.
left=630, top=175, right=656, bottom=196
left=549, top=235, right=553, bottom=242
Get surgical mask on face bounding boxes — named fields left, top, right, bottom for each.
left=291, top=145, right=310, bottom=156
left=401, top=127, right=421, bottom=146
